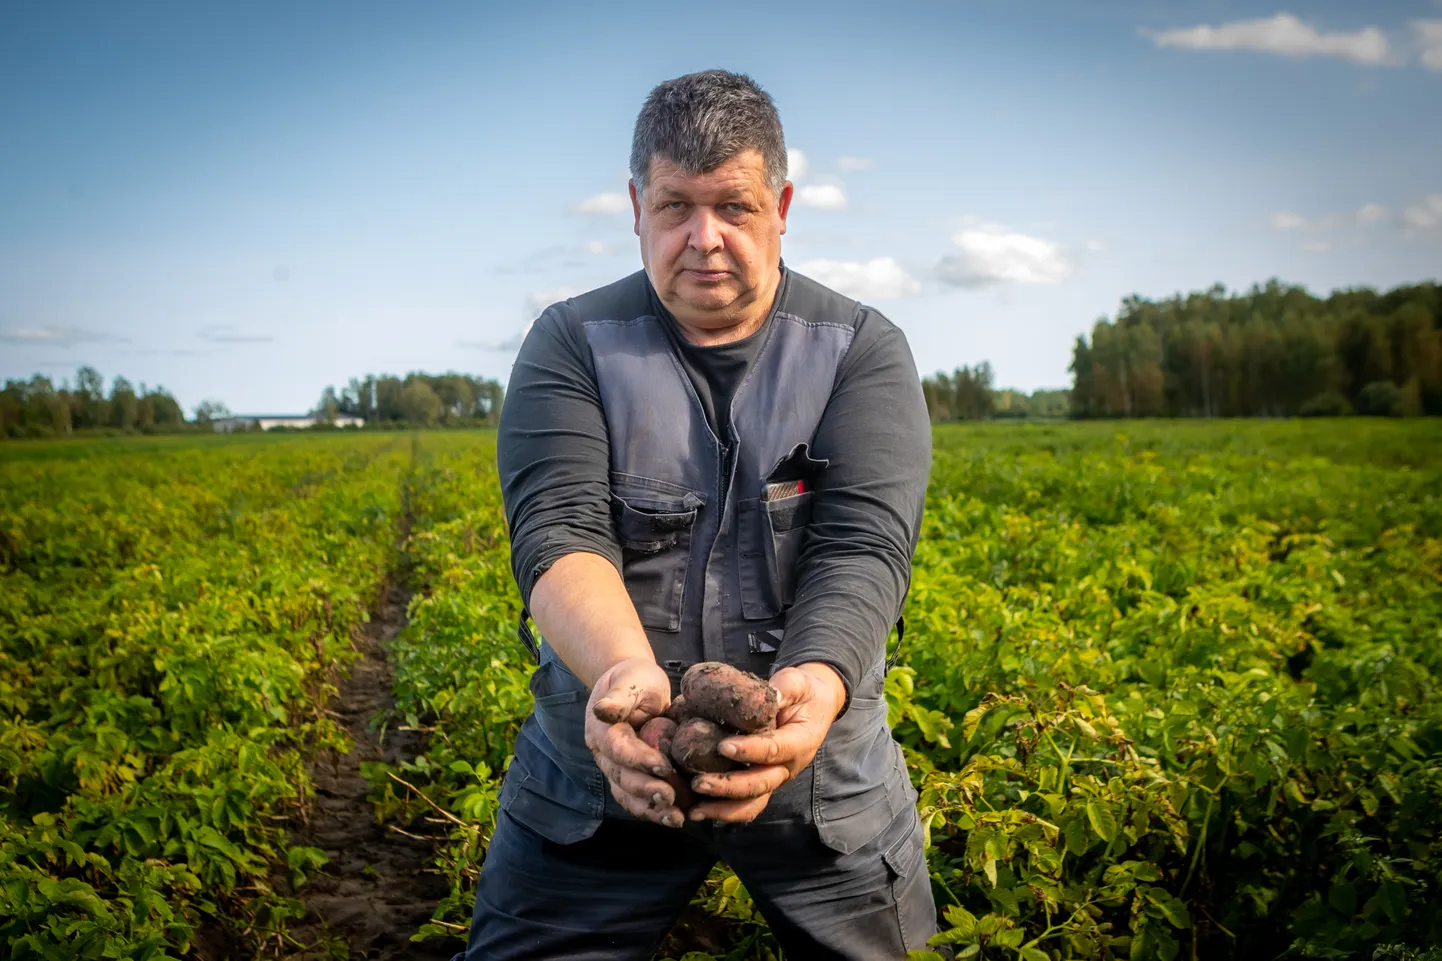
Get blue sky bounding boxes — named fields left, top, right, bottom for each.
left=2, top=1, right=1439, bottom=413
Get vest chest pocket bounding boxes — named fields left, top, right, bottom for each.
left=739, top=490, right=814, bottom=620
left=610, top=475, right=704, bottom=632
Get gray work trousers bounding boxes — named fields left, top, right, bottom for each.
left=454, top=800, right=937, bottom=960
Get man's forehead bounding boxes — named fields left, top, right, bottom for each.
left=646, top=151, right=770, bottom=197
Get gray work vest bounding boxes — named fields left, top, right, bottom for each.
left=500, top=269, right=914, bottom=855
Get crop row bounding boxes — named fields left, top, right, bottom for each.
left=372, top=421, right=1441, bottom=961
left=1, top=434, right=410, bottom=959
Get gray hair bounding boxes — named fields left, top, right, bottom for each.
left=629, top=70, right=788, bottom=199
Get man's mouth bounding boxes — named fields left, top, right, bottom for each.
left=685, top=268, right=730, bottom=280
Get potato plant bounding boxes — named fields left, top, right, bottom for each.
left=0, top=434, right=410, bottom=958
left=379, top=421, right=1441, bottom=961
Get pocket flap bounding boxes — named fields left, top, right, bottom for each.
left=611, top=494, right=698, bottom=552
left=766, top=442, right=829, bottom=483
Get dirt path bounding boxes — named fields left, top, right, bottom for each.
left=282, top=580, right=455, bottom=961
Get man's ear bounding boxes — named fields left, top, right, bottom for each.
left=629, top=180, right=642, bottom=237
left=777, top=181, right=794, bottom=235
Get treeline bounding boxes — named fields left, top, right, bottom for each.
left=316, top=373, right=505, bottom=427
left=1070, top=280, right=1441, bottom=418
left=922, top=362, right=1071, bottom=421
left=1, top=368, right=192, bottom=439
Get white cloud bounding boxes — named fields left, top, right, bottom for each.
left=199, top=325, right=272, bottom=344
left=1141, top=13, right=1391, bottom=65
left=794, top=257, right=920, bottom=300
left=1403, top=194, right=1442, bottom=229
left=1415, top=20, right=1442, bottom=70
left=584, top=240, right=615, bottom=255
left=936, top=226, right=1074, bottom=288
left=1303, top=241, right=1332, bottom=253
left=1084, top=239, right=1107, bottom=253
left=1356, top=203, right=1391, bottom=225
left=526, top=286, right=580, bottom=317
left=1270, top=210, right=1308, bottom=230
left=787, top=148, right=808, bottom=182
left=572, top=192, right=630, bottom=215
left=796, top=183, right=848, bottom=211
left=835, top=156, right=874, bottom=172
left=0, top=325, right=122, bottom=347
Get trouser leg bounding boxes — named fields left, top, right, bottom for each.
left=722, top=806, right=938, bottom=960
left=458, top=810, right=716, bottom=961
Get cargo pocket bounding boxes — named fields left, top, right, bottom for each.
left=529, top=657, right=596, bottom=770
left=814, top=690, right=910, bottom=855
left=610, top=473, right=704, bottom=632
left=882, top=817, right=929, bottom=953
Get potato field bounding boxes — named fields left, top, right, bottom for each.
left=2, top=421, right=1439, bottom=961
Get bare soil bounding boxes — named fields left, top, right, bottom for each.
left=280, top=580, right=456, bottom=961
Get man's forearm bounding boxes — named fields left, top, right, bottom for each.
left=529, top=551, right=655, bottom=688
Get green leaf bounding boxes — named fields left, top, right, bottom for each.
left=1150, top=892, right=1191, bottom=929
left=962, top=703, right=992, bottom=742
left=942, top=905, right=978, bottom=936
left=1020, top=949, right=1050, bottom=961
left=1085, top=799, right=1117, bottom=842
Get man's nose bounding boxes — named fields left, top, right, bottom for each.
left=688, top=208, right=724, bottom=253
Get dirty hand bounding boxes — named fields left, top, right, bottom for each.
left=584, top=657, right=684, bottom=828
left=686, top=662, right=847, bottom=823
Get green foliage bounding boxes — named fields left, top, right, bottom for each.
left=1356, top=381, right=1405, bottom=417
left=894, top=420, right=1442, bottom=959
left=320, top=372, right=505, bottom=427
left=7, top=419, right=1439, bottom=960
left=1, top=369, right=188, bottom=439
left=0, top=433, right=409, bottom=956
left=375, top=420, right=1442, bottom=960
left=1070, top=280, right=1441, bottom=418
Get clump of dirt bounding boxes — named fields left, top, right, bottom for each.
left=280, top=580, right=455, bottom=961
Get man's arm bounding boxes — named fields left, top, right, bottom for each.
left=498, top=308, right=685, bottom=828
left=687, top=311, right=931, bottom=820
left=772, top=311, right=931, bottom=692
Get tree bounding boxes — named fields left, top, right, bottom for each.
left=398, top=380, right=442, bottom=425
left=195, top=400, right=230, bottom=427
left=110, top=377, right=138, bottom=430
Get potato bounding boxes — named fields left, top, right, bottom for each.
left=638, top=716, right=677, bottom=755
left=670, top=716, right=739, bottom=775
left=680, top=661, right=779, bottom=734
left=663, top=695, right=694, bottom=725
left=637, top=716, right=694, bottom=809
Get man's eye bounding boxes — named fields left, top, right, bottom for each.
left=666, top=201, right=685, bottom=210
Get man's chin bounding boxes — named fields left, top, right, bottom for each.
left=673, top=284, right=742, bottom=313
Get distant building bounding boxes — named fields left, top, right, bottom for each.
left=212, top=414, right=365, bottom=432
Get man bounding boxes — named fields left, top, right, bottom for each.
left=459, top=69, right=935, bottom=959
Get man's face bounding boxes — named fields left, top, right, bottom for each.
left=630, top=149, right=792, bottom=333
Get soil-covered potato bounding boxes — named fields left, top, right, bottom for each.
left=638, top=716, right=677, bottom=756
left=670, top=716, right=739, bottom=775
left=636, top=716, right=695, bottom=808
left=680, top=662, right=780, bottom=733
left=663, top=695, right=694, bottom=725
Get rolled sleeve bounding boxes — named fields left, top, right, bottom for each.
left=496, top=305, right=621, bottom=606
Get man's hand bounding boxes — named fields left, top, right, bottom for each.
left=686, top=662, right=847, bottom=823
left=584, top=657, right=685, bottom=828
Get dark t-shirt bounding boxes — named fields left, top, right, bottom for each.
left=649, top=280, right=766, bottom=442
left=497, top=266, right=932, bottom=697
